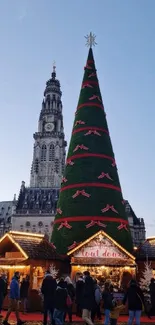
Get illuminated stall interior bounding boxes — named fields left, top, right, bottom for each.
left=68, top=231, right=136, bottom=289
left=0, top=231, right=68, bottom=310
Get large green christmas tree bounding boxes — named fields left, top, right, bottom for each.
left=51, top=37, right=133, bottom=254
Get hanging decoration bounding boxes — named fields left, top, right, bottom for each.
left=112, top=160, right=116, bottom=167
left=84, top=63, right=92, bottom=70
left=117, top=223, right=128, bottom=231
left=66, top=160, right=74, bottom=166
left=62, top=177, right=68, bottom=183
left=73, top=144, right=89, bottom=152
left=58, top=221, right=72, bottom=231
left=101, top=204, right=118, bottom=214
left=89, top=95, right=101, bottom=102
left=84, top=129, right=101, bottom=136
left=56, top=208, right=62, bottom=215
left=72, top=189, right=91, bottom=199
left=82, top=83, right=93, bottom=89
left=86, top=220, right=106, bottom=229
left=68, top=241, right=78, bottom=251
left=88, top=72, right=96, bottom=78
left=51, top=242, right=56, bottom=249
left=98, top=172, right=113, bottom=180
left=75, top=120, right=85, bottom=126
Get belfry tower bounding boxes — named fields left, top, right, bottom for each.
left=30, top=64, right=67, bottom=188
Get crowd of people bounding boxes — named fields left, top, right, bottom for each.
left=0, top=269, right=155, bottom=325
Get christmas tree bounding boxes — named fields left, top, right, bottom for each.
left=51, top=33, right=133, bottom=254
left=139, top=261, right=153, bottom=291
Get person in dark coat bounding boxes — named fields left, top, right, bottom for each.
left=149, top=278, right=155, bottom=316
left=53, top=280, right=67, bottom=325
left=82, top=271, right=95, bottom=325
left=123, top=279, right=144, bottom=325
left=91, top=279, right=102, bottom=322
left=102, top=283, right=113, bottom=325
left=0, top=274, right=7, bottom=316
left=76, top=275, right=84, bottom=317
left=41, top=271, right=57, bottom=325
left=64, top=277, right=75, bottom=323
left=20, top=275, right=30, bottom=313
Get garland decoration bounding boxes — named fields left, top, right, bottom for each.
left=84, top=129, right=101, bottom=136
left=89, top=95, right=101, bottom=102
left=117, top=223, right=128, bottom=231
left=75, top=120, right=85, bottom=126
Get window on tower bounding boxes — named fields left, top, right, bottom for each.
left=49, top=144, right=55, bottom=161
left=55, top=159, right=59, bottom=173
left=41, top=144, right=47, bottom=161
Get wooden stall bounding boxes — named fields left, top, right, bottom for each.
left=136, top=236, right=155, bottom=281
left=68, top=230, right=136, bottom=290
left=0, top=231, right=69, bottom=311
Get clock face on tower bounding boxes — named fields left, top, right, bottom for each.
left=44, top=123, right=54, bottom=132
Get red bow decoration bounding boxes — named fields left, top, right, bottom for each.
left=117, top=223, right=128, bottom=231
left=88, top=72, right=96, bottom=78
left=82, top=83, right=93, bottom=89
left=86, top=220, right=106, bottom=229
left=56, top=208, right=62, bottom=215
left=72, top=190, right=91, bottom=199
left=112, top=160, right=116, bottom=167
left=101, top=204, right=118, bottom=214
left=98, top=172, right=113, bottom=180
left=58, top=221, right=72, bottom=231
left=84, top=130, right=101, bottom=136
left=75, top=120, right=85, bottom=126
left=62, top=177, right=68, bottom=183
left=89, top=95, right=101, bottom=102
left=51, top=242, right=56, bottom=249
left=66, top=160, right=74, bottom=166
left=68, top=241, right=77, bottom=250
left=73, top=144, right=89, bottom=152
left=84, top=63, right=92, bottom=70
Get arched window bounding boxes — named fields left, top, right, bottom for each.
left=49, top=144, right=55, bottom=161
left=41, top=144, right=47, bottom=161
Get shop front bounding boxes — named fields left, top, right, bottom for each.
left=0, top=231, right=69, bottom=311
left=68, top=230, right=136, bottom=289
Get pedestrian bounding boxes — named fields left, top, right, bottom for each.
left=53, top=279, right=68, bottom=325
left=91, top=279, right=102, bottom=322
left=41, top=270, right=57, bottom=325
left=20, top=275, right=30, bottom=314
left=82, top=271, right=95, bottom=325
left=3, top=272, right=24, bottom=325
left=64, top=276, right=75, bottom=323
left=123, top=279, right=145, bottom=325
left=75, top=275, right=84, bottom=317
left=102, top=283, right=113, bottom=325
left=0, top=274, right=7, bottom=317
left=148, top=278, right=155, bottom=317
left=110, top=299, right=124, bottom=325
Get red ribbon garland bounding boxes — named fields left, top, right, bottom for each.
left=66, top=153, right=114, bottom=164
left=61, top=182, right=121, bottom=193
left=54, top=216, right=129, bottom=225
left=72, top=126, right=109, bottom=135
left=76, top=102, right=103, bottom=111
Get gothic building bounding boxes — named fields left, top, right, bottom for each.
left=11, top=66, right=67, bottom=236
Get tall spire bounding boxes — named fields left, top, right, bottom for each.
left=51, top=35, right=133, bottom=254
left=51, top=61, right=56, bottom=80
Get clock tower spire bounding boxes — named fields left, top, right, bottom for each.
left=30, top=65, right=67, bottom=188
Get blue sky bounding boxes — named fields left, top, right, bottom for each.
left=0, top=0, right=155, bottom=236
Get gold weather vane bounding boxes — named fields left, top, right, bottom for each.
left=85, top=32, right=97, bottom=48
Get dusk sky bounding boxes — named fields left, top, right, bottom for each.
left=0, top=0, right=155, bottom=236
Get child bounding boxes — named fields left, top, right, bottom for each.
left=110, top=299, right=124, bottom=325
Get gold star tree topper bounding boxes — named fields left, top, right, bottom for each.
left=85, top=32, right=97, bottom=48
